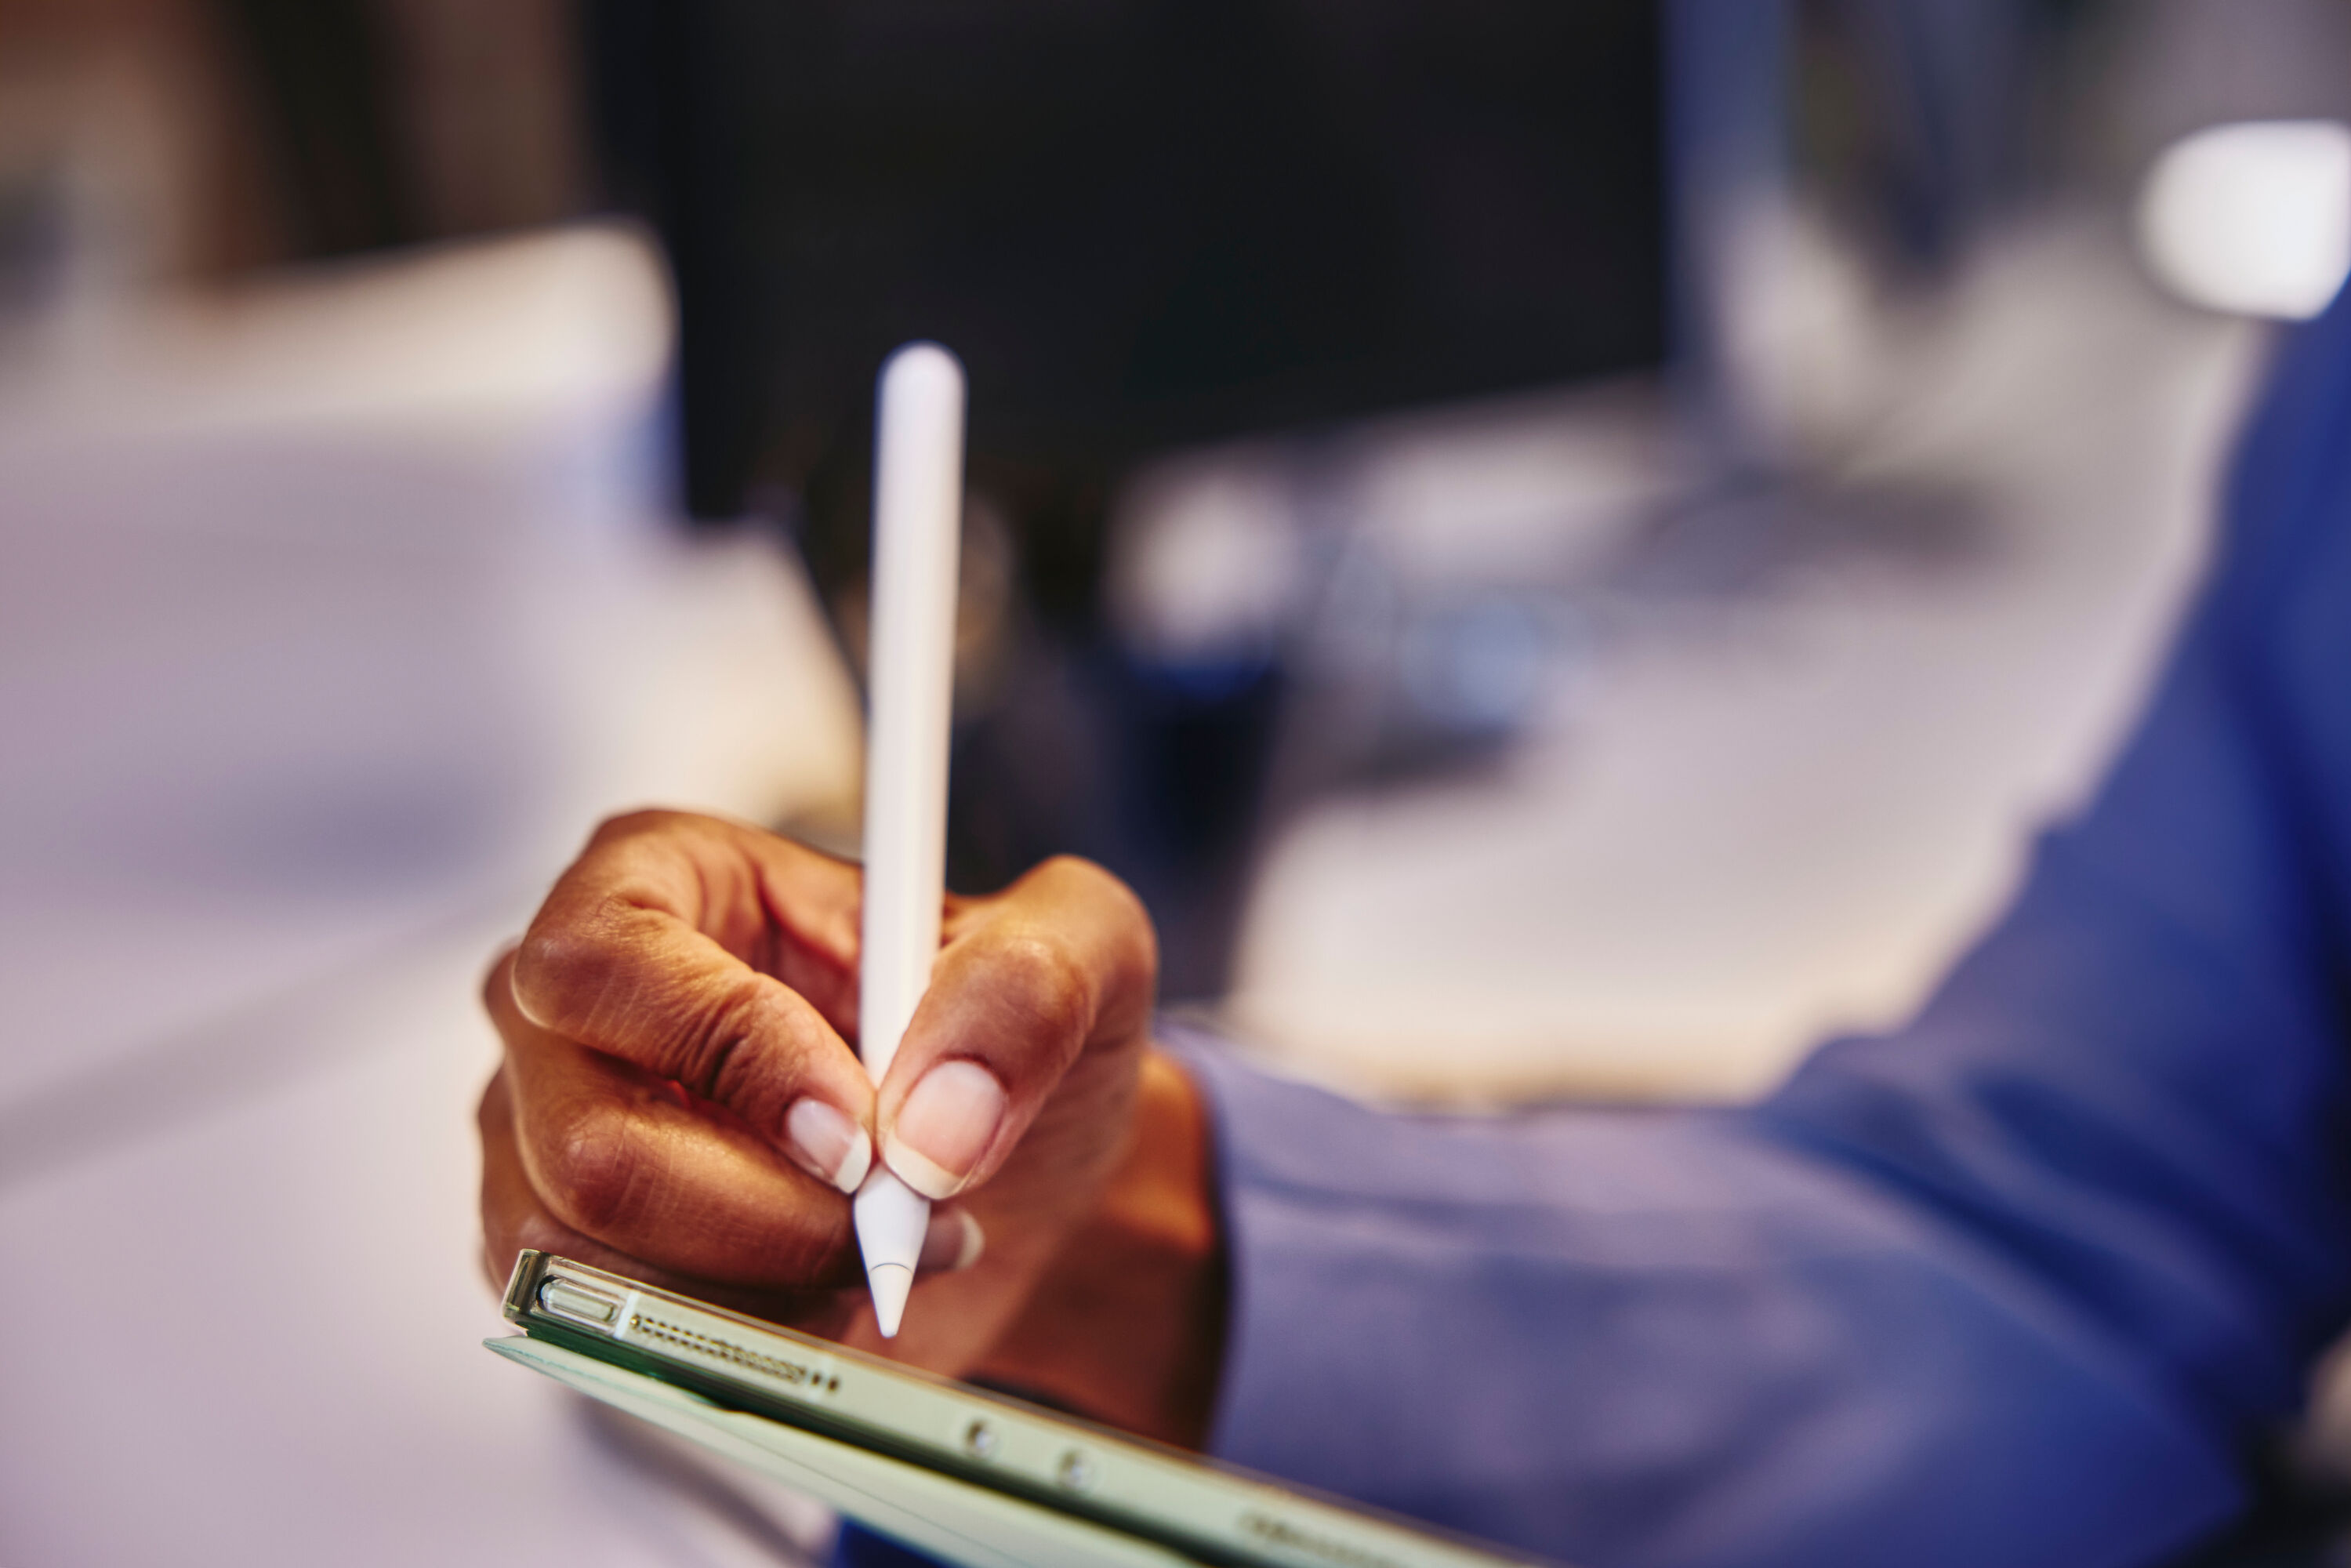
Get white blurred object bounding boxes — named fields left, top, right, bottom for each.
left=0, top=220, right=676, bottom=462
left=1347, top=382, right=1684, bottom=586
left=1106, top=381, right=1682, bottom=670
left=2137, top=119, right=2351, bottom=319
left=1108, top=449, right=1301, bottom=665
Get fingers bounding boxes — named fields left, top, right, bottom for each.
left=487, top=954, right=862, bottom=1288
left=485, top=814, right=1148, bottom=1334
left=478, top=1067, right=979, bottom=1323
left=476, top=1065, right=787, bottom=1303
left=506, top=813, right=875, bottom=1178
left=875, top=856, right=1156, bottom=1200
left=920, top=1208, right=989, bottom=1274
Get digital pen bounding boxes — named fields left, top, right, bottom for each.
left=853, top=341, right=966, bottom=1337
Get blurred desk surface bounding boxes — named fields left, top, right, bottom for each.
left=0, top=920, right=840, bottom=1566
left=0, top=229, right=857, bottom=1566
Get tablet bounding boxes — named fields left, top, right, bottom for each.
left=490, top=1250, right=1549, bottom=1568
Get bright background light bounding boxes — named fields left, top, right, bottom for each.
left=2138, top=118, right=2351, bottom=320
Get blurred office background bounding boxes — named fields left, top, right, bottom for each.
left=5, top=2, right=2351, bottom=1563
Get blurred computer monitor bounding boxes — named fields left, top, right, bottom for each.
left=586, top=0, right=1667, bottom=532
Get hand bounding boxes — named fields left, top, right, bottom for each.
left=477, top=810, right=1223, bottom=1439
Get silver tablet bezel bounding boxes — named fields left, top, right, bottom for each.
left=498, top=1250, right=1545, bottom=1568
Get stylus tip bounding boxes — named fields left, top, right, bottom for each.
left=867, top=1261, right=914, bottom=1338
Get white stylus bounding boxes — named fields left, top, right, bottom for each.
left=853, top=342, right=966, bottom=1338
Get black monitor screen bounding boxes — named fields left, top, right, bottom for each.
left=589, top=0, right=1667, bottom=518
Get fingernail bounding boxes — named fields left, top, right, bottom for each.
left=883, top=1060, right=1007, bottom=1200
left=784, top=1098, right=873, bottom=1193
left=918, top=1209, right=986, bottom=1275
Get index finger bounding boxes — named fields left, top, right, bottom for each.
left=873, top=855, right=1157, bottom=1201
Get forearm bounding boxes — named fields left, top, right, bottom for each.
left=973, top=1047, right=1227, bottom=1446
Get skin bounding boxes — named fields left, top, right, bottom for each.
left=476, top=809, right=1226, bottom=1446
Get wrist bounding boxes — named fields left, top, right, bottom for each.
left=973, top=1047, right=1227, bottom=1446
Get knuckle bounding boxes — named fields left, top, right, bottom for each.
left=1032, top=853, right=1112, bottom=896
left=991, top=928, right=1094, bottom=1044
left=677, top=972, right=782, bottom=1106
left=1026, top=855, right=1152, bottom=947
left=513, top=895, right=658, bottom=1039
left=539, top=1100, right=651, bottom=1239
left=1032, top=856, right=1156, bottom=996
left=510, top=924, right=604, bottom=1032
left=589, top=808, right=683, bottom=844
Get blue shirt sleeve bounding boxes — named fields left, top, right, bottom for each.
left=1183, top=293, right=2351, bottom=1568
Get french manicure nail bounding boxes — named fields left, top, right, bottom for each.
left=883, top=1060, right=1007, bottom=1200
left=918, top=1209, right=987, bottom=1275
left=785, top=1098, right=873, bottom=1193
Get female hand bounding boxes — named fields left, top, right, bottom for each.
left=477, top=810, right=1221, bottom=1438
